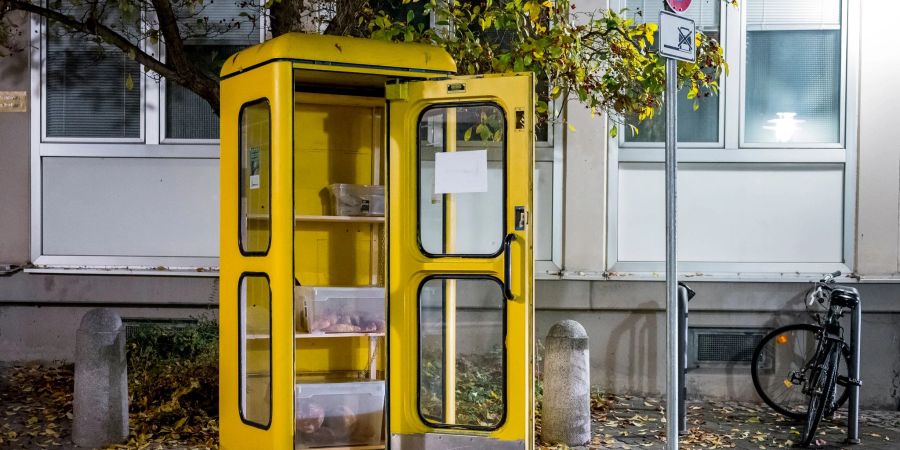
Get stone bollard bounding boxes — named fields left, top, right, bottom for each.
left=73, top=308, right=128, bottom=448
left=541, top=320, right=590, bottom=447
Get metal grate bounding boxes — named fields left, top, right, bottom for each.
left=689, top=327, right=767, bottom=368
left=123, top=318, right=199, bottom=339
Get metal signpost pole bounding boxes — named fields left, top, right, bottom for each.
left=659, top=1, right=693, bottom=448
left=664, top=48, right=679, bottom=450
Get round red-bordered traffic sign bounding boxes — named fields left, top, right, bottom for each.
left=666, top=0, right=692, bottom=13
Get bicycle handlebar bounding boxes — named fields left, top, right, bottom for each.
left=808, top=271, right=843, bottom=306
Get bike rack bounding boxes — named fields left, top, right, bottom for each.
left=847, top=301, right=862, bottom=444
left=677, top=282, right=694, bottom=435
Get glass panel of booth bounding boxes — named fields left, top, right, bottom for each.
left=419, top=277, right=505, bottom=429
left=418, top=104, right=506, bottom=257
left=239, top=274, right=272, bottom=428
left=239, top=100, right=272, bottom=255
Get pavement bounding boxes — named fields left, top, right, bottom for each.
left=536, top=394, right=900, bottom=450
left=2, top=364, right=899, bottom=449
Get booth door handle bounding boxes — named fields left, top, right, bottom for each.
left=503, top=233, right=516, bottom=300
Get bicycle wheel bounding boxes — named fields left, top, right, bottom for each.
left=751, top=324, right=850, bottom=419
left=799, top=342, right=840, bottom=447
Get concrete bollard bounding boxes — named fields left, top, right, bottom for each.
left=541, top=320, right=590, bottom=447
left=73, top=308, right=128, bottom=448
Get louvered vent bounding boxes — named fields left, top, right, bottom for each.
left=688, top=327, right=768, bottom=368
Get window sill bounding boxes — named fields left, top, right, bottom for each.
left=24, top=265, right=219, bottom=277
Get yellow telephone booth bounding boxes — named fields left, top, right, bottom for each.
left=219, top=33, right=534, bottom=450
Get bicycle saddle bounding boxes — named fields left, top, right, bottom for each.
left=831, top=286, right=859, bottom=309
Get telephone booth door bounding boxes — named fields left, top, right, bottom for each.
left=387, top=74, right=535, bottom=449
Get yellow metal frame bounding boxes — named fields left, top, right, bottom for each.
left=387, top=74, right=535, bottom=447
left=220, top=60, right=295, bottom=450
left=220, top=32, right=534, bottom=450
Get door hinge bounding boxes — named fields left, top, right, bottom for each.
left=385, top=82, right=408, bottom=101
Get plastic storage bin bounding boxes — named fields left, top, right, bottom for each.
left=295, top=381, right=385, bottom=448
left=295, top=286, right=385, bottom=334
left=328, top=184, right=385, bottom=216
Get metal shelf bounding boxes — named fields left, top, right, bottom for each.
left=246, top=332, right=385, bottom=340
left=295, top=215, right=384, bottom=223
left=295, top=332, right=385, bottom=338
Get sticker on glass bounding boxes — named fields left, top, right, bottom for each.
left=249, top=147, right=261, bottom=190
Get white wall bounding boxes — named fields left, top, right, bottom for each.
left=855, top=0, right=900, bottom=278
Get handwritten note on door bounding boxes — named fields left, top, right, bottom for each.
left=434, top=150, right=488, bottom=194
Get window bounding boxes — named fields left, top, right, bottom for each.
left=239, top=274, right=272, bottom=428
left=623, top=0, right=722, bottom=144
left=239, top=100, right=272, bottom=255
left=418, top=104, right=506, bottom=257
left=32, top=2, right=260, bottom=273
left=605, top=0, right=857, bottom=278
left=419, top=277, right=505, bottom=429
left=164, top=2, right=261, bottom=140
left=45, top=9, right=142, bottom=140
left=743, top=0, right=842, bottom=145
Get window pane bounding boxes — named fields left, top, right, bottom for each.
left=744, top=0, right=842, bottom=145
left=744, top=29, right=841, bottom=144
left=165, top=1, right=259, bottom=140
left=165, top=44, right=245, bottom=140
left=624, top=0, right=721, bottom=144
left=419, top=278, right=505, bottom=429
left=240, top=274, right=272, bottom=427
left=165, top=80, right=219, bottom=139
left=418, top=105, right=505, bottom=256
left=624, top=85, right=720, bottom=143
left=240, top=100, right=271, bottom=254
left=46, top=23, right=141, bottom=138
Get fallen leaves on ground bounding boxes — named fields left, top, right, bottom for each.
left=0, top=364, right=73, bottom=449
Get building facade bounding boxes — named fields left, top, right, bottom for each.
left=0, top=0, right=898, bottom=409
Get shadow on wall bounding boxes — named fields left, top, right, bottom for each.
left=603, top=302, right=659, bottom=395
left=894, top=338, right=900, bottom=411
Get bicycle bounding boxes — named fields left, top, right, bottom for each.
left=750, top=271, right=861, bottom=447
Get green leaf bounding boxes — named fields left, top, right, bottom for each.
left=610, top=126, right=618, bottom=138
left=464, top=126, right=473, bottom=141
left=125, top=74, right=134, bottom=91
left=513, top=57, right=525, bottom=73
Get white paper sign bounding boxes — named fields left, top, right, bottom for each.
left=434, top=150, right=488, bottom=194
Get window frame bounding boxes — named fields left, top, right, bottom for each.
left=39, top=13, right=146, bottom=144
left=415, top=274, right=508, bottom=431
left=604, top=0, right=861, bottom=280
left=415, top=102, right=509, bottom=259
left=617, top=0, right=727, bottom=149
left=238, top=98, right=274, bottom=257
left=28, top=5, right=264, bottom=275
left=237, top=272, right=274, bottom=430
left=534, top=100, right=564, bottom=278
left=738, top=0, right=848, bottom=149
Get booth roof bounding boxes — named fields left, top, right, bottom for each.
left=220, top=33, right=457, bottom=78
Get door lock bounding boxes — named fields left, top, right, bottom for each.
left=515, top=206, right=528, bottom=231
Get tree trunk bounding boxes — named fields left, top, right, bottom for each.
left=270, top=0, right=308, bottom=36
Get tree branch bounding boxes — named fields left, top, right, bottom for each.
left=2, top=0, right=220, bottom=113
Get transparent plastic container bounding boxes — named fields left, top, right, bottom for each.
left=327, top=183, right=385, bottom=216
left=295, top=381, right=385, bottom=448
left=295, top=286, right=385, bottom=334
